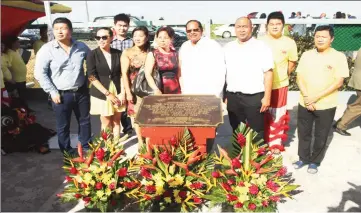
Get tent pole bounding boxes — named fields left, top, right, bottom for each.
left=43, top=1, right=54, bottom=41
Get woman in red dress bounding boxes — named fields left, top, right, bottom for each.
left=144, top=26, right=181, bottom=95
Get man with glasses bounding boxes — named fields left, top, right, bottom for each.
left=35, top=17, right=92, bottom=155
left=110, top=13, right=134, bottom=141
left=179, top=20, right=226, bottom=152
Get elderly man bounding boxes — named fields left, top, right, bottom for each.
left=224, top=17, right=274, bottom=142
left=294, top=25, right=349, bottom=174
left=334, top=47, right=361, bottom=136
left=35, top=17, right=92, bottom=154
left=179, top=20, right=226, bottom=152
left=259, top=11, right=298, bottom=153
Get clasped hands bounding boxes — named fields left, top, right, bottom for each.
left=303, top=95, right=320, bottom=111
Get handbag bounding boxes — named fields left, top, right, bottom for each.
left=132, top=52, right=162, bottom=98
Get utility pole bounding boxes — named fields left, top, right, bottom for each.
left=85, top=1, right=90, bottom=28
left=43, top=1, right=54, bottom=41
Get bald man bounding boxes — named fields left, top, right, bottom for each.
left=224, top=17, right=274, bottom=142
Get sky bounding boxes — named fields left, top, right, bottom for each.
left=47, top=1, right=361, bottom=24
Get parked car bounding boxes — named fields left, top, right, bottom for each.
left=213, top=24, right=235, bottom=38
left=18, top=30, right=40, bottom=49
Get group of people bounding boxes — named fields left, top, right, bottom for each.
left=29, top=12, right=360, bottom=174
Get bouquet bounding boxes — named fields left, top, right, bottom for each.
left=57, top=130, right=138, bottom=212
left=128, top=129, right=215, bottom=212
left=205, top=123, right=300, bottom=212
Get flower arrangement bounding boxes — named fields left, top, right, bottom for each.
left=205, top=123, right=300, bottom=212
left=57, top=130, right=138, bottom=212
left=127, top=129, right=215, bottom=212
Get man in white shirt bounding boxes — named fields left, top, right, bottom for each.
left=179, top=20, right=226, bottom=152
left=179, top=20, right=226, bottom=98
left=224, top=17, right=274, bottom=142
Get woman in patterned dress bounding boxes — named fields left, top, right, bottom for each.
left=121, top=26, right=150, bottom=149
left=144, top=26, right=181, bottom=95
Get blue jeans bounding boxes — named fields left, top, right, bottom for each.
left=52, top=88, right=91, bottom=154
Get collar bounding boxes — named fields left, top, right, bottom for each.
left=236, top=37, right=255, bottom=45
left=53, top=38, right=77, bottom=48
left=112, top=37, right=131, bottom=42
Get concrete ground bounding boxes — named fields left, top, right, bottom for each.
left=1, top=92, right=360, bottom=212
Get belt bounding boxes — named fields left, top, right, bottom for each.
left=59, top=84, right=87, bottom=93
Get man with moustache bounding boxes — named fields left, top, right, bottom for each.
left=35, top=17, right=92, bottom=154
left=110, top=13, right=134, bottom=141
left=179, top=20, right=226, bottom=152
left=294, top=25, right=349, bottom=174
left=259, top=11, right=298, bottom=153
left=224, top=17, right=274, bottom=142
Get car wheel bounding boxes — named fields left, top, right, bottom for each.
left=222, top=31, right=231, bottom=38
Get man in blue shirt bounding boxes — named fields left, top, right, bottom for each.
left=35, top=17, right=92, bottom=154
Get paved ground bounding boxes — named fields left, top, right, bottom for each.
left=1, top=92, right=361, bottom=212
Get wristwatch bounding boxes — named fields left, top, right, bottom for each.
left=104, top=91, right=110, bottom=96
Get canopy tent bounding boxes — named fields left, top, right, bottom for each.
left=1, top=0, right=72, bottom=38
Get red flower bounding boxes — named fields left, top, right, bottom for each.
left=70, top=167, right=78, bottom=175
left=193, top=196, right=202, bottom=204
left=262, top=200, right=269, bottom=207
left=101, top=131, right=108, bottom=140
left=65, top=176, right=72, bottom=182
left=266, top=180, right=279, bottom=192
left=159, top=151, right=172, bottom=164
left=234, top=202, right=243, bottom=208
left=123, top=181, right=138, bottom=189
left=257, top=147, right=267, bottom=155
left=270, top=196, right=280, bottom=202
left=221, top=182, right=232, bottom=191
left=238, top=181, right=245, bottom=187
left=109, top=182, right=116, bottom=190
left=95, top=182, right=103, bottom=190
left=170, top=136, right=177, bottom=146
left=83, top=197, right=91, bottom=203
left=227, top=179, right=236, bottom=185
left=110, top=200, right=116, bottom=206
left=154, top=195, right=161, bottom=201
left=276, top=167, right=287, bottom=177
left=117, top=168, right=128, bottom=177
left=231, top=158, right=242, bottom=169
left=145, top=185, right=156, bottom=193
left=95, top=148, right=105, bottom=161
left=249, top=184, right=259, bottom=195
left=179, top=191, right=187, bottom=199
left=237, top=133, right=246, bottom=147
left=226, top=194, right=238, bottom=202
left=74, top=193, right=82, bottom=199
left=145, top=195, right=152, bottom=200
left=212, top=171, right=221, bottom=178
left=190, top=182, right=203, bottom=189
left=248, top=203, right=256, bottom=210
left=140, top=168, right=152, bottom=179
left=80, top=183, right=88, bottom=189
left=163, top=190, right=172, bottom=197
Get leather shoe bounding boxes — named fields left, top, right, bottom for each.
left=333, top=125, right=351, bottom=136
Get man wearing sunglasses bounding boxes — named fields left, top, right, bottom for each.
left=179, top=20, right=226, bottom=153
left=110, top=13, right=134, bottom=142
left=35, top=17, right=92, bottom=155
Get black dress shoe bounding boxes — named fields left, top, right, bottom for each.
left=334, top=126, right=351, bottom=136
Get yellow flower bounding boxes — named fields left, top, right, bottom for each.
left=115, top=187, right=124, bottom=194
left=235, top=186, right=249, bottom=194
left=90, top=180, right=96, bottom=186
left=169, top=174, right=183, bottom=188
left=153, top=173, right=163, bottom=181
left=175, top=196, right=182, bottom=204
left=105, top=188, right=112, bottom=196
left=244, top=182, right=251, bottom=188
left=173, top=189, right=180, bottom=197
left=75, top=175, right=83, bottom=183
left=155, top=179, right=164, bottom=188
left=251, top=173, right=260, bottom=179
left=238, top=194, right=249, bottom=203
left=165, top=197, right=172, bottom=203
left=185, top=180, right=192, bottom=188
left=256, top=175, right=268, bottom=186
left=84, top=173, right=93, bottom=182
left=85, top=189, right=91, bottom=196
left=96, top=190, right=104, bottom=198
left=156, top=185, right=165, bottom=196
left=169, top=164, right=176, bottom=175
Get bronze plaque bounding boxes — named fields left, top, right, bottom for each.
left=135, top=95, right=223, bottom=127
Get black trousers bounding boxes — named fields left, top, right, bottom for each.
left=226, top=91, right=265, bottom=141
left=297, top=104, right=336, bottom=164
left=120, top=109, right=133, bottom=134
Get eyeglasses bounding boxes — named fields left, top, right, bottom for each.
left=95, top=36, right=109, bottom=41
left=186, top=28, right=201, bottom=33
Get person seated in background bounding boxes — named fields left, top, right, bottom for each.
left=1, top=42, right=14, bottom=107
left=144, top=26, right=181, bottom=95
left=87, top=27, right=125, bottom=141
left=33, top=25, right=48, bottom=55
